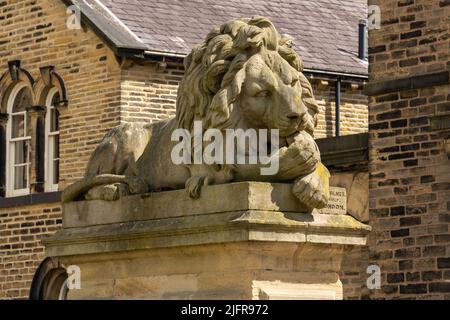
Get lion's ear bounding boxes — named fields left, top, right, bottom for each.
left=206, top=68, right=245, bottom=130
left=205, top=60, right=230, bottom=93
left=206, top=89, right=230, bottom=129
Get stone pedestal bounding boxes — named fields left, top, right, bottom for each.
left=43, top=182, right=370, bottom=300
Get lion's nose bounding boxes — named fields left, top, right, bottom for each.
left=286, top=112, right=301, bottom=121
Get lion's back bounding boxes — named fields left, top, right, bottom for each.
left=84, top=120, right=171, bottom=178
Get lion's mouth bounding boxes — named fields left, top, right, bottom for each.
left=279, top=131, right=300, bottom=148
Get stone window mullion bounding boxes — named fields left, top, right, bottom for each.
left=26, top=106, right=46, bottom=193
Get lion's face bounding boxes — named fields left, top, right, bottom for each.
left=177, top=17, right=318, bottom=140
left=239, top=52, right=308, bottom=138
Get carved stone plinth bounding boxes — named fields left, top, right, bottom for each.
left=44, top=182, right=370, bottom=300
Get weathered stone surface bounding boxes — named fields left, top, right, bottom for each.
left=330, top=172, right=368, bottom=222
left=47, top=183, right=362, bottom=259
left=61, top=182, right=347, bottom=229
left=59, top=242, right=350, bottom=300
left=326, top=187, right=347, bottom=215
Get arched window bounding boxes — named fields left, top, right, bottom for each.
left=44, top=87, right=60, bottom=192
left=5, top=83, right=32, bottom=196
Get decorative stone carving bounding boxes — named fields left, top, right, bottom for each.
left=62, top=16, right=330, bottom=211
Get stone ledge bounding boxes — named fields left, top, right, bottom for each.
left=42, top=182, right=370, bottom=300
left=61, top=182, right=348, bottom=229
left=317, top=133, right=368, bottom=169
left=0, top=191, right=61, bottom=209
left=44, top=182, right=370, bottom=257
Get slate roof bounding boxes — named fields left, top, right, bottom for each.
left=68, top=0, right=368, bottom=76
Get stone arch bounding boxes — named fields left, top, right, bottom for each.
left=30, top=257, right=68, bottom=300
left=0, top=60, right=35, bottom=114
left=34, top=66, right=68, bottom=108
left=34, top=67, right=67, bottom=193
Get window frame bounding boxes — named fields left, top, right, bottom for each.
left=44, top=87, right=60, bottom=192
left=5, top=82, right=32, bottom=197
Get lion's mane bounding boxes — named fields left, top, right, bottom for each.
left=175, top=16, right=319, bottom=135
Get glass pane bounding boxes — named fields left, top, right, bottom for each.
left=50, top=108, right=59, bottom=132
left=14, top=165, right=27, bottom=190
left=11, top=114, right=25, bottom=138
left=51, top=92, right=60, bottom=107
left=14, top=140, right=28, bottom=165
left=12, top=87, right=32, bottom=113
left=53, top=159, right=59, bottom=185
left=54, top=135, right=59, bottom=158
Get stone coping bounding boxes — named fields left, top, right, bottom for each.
left=44, top=182, right=370, bottom=257
left=316, top=133, right=368, bottom=168
left=62, top=182, right=348, bottom=228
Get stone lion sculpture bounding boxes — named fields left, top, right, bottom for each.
left=62, top=16, right=330, bottom=211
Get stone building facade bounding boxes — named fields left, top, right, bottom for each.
left=367, top=0, right=450, bottom=299
left=0, top=0, right=369, bottom=299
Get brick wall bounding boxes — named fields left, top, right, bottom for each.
left=0, top=0, right=121, bottom=299
left=120, top=62, right=181, bottom=123
left=313, top=81, right=368, bottom=138
left=0, top=0, right=123, bottom=186
left=0, top=203, right=61, bottom=299
left=368, top=0, right=450, bottom=299
left=340, top=246, right=370, bottom=299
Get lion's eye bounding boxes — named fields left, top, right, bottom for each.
left=255, top=90, right=271, bottom=97
left=291, top=78, right=299, bottom=87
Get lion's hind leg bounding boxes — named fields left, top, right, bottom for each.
left=184, top=164, right=234, bottom=198
left=185, top=175, right=212, bottom=199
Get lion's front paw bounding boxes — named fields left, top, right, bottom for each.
left=277, top=131, right=320, bottom=180
left=185, top=175, right=212, bottom=199
left=292, top=163, right=330, bottom=210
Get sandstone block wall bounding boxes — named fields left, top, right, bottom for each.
left=0, top=0, right=120, bottom=299
left=0, top=203, right=61, bottom=299
left=368, top=0, right=450, bottom=299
